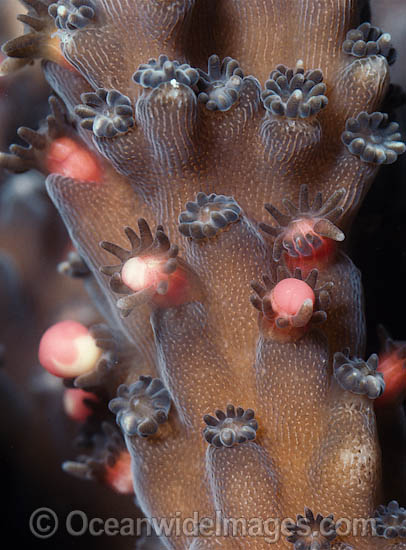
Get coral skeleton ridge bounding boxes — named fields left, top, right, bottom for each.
left=2, top=1, right=406, bottom=549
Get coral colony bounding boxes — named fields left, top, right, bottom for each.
left=2, top=0, right=406, bottom=549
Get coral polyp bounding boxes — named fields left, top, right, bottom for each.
left=203, top=405, right=258, bottom=448
left=178, top=192, right=241, bottom=240
left=109, top=376, right=171, bottom=438
left=251, top=267, right=331, bottom=341
left=260, top=185, right=345, bottom=272
left=262, top=64, right=328, bottom=119
left=1, top=1, right=406, bottom=549
left=333, top=349, right=385, bottom=399
left=343, top=22, right=396, bottom=64
left=75, top=88, right=134, bottom=138
left=133, top=55, right=199, bottom=89
left=285, top=508, right=337, bottom=550
left=342, top=111, right=406, bottom=164
left=48, top=0, right=95, bottom=31
left=100, top=219, right=190, bottom=315
left=196, top=55, right=244, bottom=112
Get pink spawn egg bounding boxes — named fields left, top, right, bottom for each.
left=105, top=451, right=134, bottom=494
left=376, top=351, right=406, bottom=408
left=270, top=278, right=315, bottom=318
left=121, top=256, right=166, bottom=292
left=63, top=388, right=99, bottom=422
left=38, top=320, right=102, bottom=378
left=46, top=137, right=102, bottom=182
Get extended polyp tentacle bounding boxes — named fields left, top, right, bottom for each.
left=74, top=86, right=155, bottom=184
left=100, top=219, right=197, bottom=317
left=204, top=411, right=282, bottom=549
left=260, top=207, right=366, bottom=359
left=62, top=422, right=133, bottom=495
left=151, top=301, right=251, bottom=431
left=260, top=184, right=345, bottom=275
left=261, top=65, right=328, bottom=120
left=0, top=95, right=74, bottom=175
left=317, top=54, right=390, bottom=205
left=196, top=55, right=244, bottom=113
left=109, top=376, right=171, bottom=438
left=197, top=68, right=262, bottom=148
left=107, top=371, right=232, bottom=550
left=72, top=324, right=140, bottom=392
left=48, top=0, right=96, bottom=31
left=76, top=88, right=135, bottom=139
left=298, top=132, right=386, bottom=233
left=189, top=0, right=357, bottom=86
left=58, top=249, right=135, bottom=330
left=258, top=185, right=365, bottom=356
left=374, top=501, right=406, bottom=542
left=0, top=0, right=67, bottom=75
left=342, top=112, right=406, bottom=166
left=45, top=169, right=157, bottom=373
left=250, top=267, right=332, bottom=342
left=307, top=52, right=390, bottom=227
left=342, top=22, right=396, bottom=66
left=325, top=112, right=404, bottom=230
left=284, top=508, right=338, bottom=550
left=309, top=351, right=383, bottom=531
left=43, top=61, right=153, bottom=184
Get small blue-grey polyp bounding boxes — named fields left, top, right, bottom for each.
left=333, top=351, right=385, bottom=399
left=203, top=405, right=258, bottom=448
left=262, top=65, right=328, bottom=118
left=49, top=0, right=95, bottom=31
left=133, top=55, right=199, bottom=88
left=197, top=55, right=244, bottom=112
left=179, top=192, right=241, bottom=240
left=375, top=501, right=406, bottom=539
left=342, top=22, right=396, bottom=64
left=109, top=377, right=171, bottom=437
left=342, top=111, right=406, bottom=165
left=75, top=88, right=134, bottom=138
